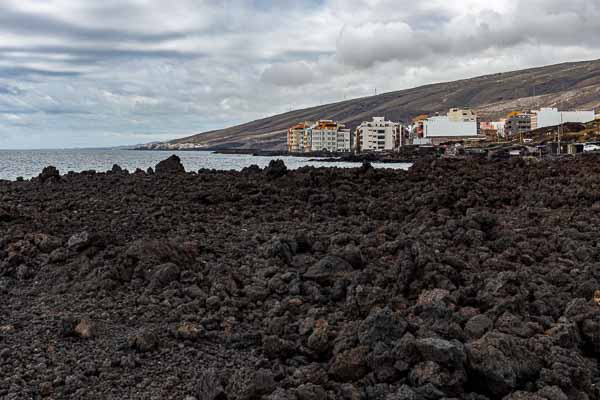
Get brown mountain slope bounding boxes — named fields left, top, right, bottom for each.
left=172, top=59, right=600, bottom=150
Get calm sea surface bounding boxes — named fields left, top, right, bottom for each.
left=0, top=149, right=412, bottom=181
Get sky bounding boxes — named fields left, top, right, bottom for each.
left=1, top=0, right=600, bottom=149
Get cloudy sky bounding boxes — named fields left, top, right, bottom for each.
left=1, top=0, right=600, bottom=148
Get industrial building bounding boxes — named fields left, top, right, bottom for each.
left=355, top=117, right=402, bottom=152
left=530, top=108, right=595, bottom=130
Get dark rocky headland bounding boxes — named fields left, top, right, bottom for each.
left=2, top=154, right=600, bottom=399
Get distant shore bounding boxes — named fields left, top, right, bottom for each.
left=133, top=146, right=441, bottom=163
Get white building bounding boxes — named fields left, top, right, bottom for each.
left=531, top=108, right=595, bottom=130
left=337, top=128, right=352, bottom=152
left=423, top=116, right=479, bottom=145
left=311, top=120, right=352, bottom=152
left=356, top=117, right=401, bottom=152
left=491, top=119, right=506, bottom=138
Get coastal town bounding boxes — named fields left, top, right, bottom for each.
left=139, top=106, right=600, bottom=157
left=285, top=107, right=599, bottom=154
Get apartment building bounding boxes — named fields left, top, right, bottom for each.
left=505, top=112, right=532, bottom=137
left=356, top=117, right=401, bottom=152
left=336, top=128, right=353, bottom=152
left=491, top=119, right=506, bottom=138
left=287, top=122, right=312, bottom=153
left=287, top=120, right=353, bottom=153
left=448, top=108, right=477, bottom=122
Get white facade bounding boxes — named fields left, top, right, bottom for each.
left=357, top=117, right=400, bottom=152
left=311, top=129, right=337, bottom=152
left=337, top=129, right=352, bottom=152
left=311, top=120, right=351, bottom=152
left=531, top=108, right=595, bottom=130
left=413, top=137, right=432, bottom=145
left=491, top=120, right=506, bottom=138
left=423, top=116, right=478, bottom=138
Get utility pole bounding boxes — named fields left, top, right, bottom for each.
left=557, top=112, right=563, bottom=155
left=520, top=131, right=523, bottom=144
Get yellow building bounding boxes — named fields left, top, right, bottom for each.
left=287, top=122, right=312, bottom=153
left=448, top=108, right=477, bottom=122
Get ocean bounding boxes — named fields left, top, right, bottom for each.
left=0, top=149, right=412, bottom=181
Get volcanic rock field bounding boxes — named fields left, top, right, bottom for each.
left=1, top=155, right=600, bottom=399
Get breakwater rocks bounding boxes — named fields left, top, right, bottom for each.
left=2, top=155, right=600, bottom=399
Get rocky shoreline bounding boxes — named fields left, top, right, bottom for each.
left=2, top=155, right=600, bottom=399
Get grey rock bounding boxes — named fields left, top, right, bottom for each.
left=465, top=314, right=492, bottom=339
left=67, top=231, right=90, bottom=250
left=226, top=368, right=276, bottom=400
left=155, top=155, right=185, bottom=174
left=358, top=307, right=407, bottom=346
left=465, top=332, right=542, bottom=397
left=415, top=337, right=466, bottom=367
left=128, top=330, right=159, bottom=352
left=196, top=368, right=225, bottom=400
left=304, top=256, right=354, bottom=284
left=150, top=263, right=180, bottom=289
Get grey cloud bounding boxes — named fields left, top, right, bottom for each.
left=0, top=7, right=186, bottom=43
left=1, top=0, right=600, bottom=148
left=0, top=46, right=204, bottom=65
left=261, top=62, right=316, bottom=86
left=0, top=85, right=24, bottom=95
left=0, top=67, right=81, bottom=78
left=336, top=0, right=600, bottom=69
left=278, top=50, right=336, bottom=61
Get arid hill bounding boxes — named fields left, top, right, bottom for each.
left=172, top=59, right=600, bottom=150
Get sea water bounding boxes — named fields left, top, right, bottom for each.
left=0, top=149, right=412, bottom=181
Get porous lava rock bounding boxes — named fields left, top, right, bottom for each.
left=37, top=166, right=60, bottom=183
left=155, top=154, right=185, bottom=174
left=2, top=155, right=600, bottom=398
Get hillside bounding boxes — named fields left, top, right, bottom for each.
left=171, top=59, right=600, bottom=150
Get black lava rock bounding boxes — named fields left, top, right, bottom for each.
left=155, top=155, right=185, bottom=174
